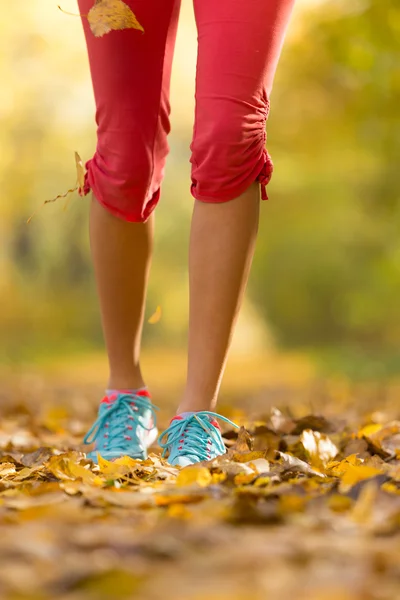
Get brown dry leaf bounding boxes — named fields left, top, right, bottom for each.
left=363, top=420, right=400, bottom=457
left=301, top=429, right=339, bottom=470
left=268, top=407, right=296, bottom=434
left=88, top=0, right=144, bottom=37
left=293, top=414, right=336, bottom=434
left=227, top=426, right=253, bottom=456
left=278, top=451, right=325, bottom=478
left=148, top=306, right=162, bottom=324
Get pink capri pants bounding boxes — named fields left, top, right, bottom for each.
left=79, top=0, right=294, bottom=222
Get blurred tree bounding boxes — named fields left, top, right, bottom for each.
left=1, top=0, right=399, bottom=362
left=252, top=0, right=400, bottom=349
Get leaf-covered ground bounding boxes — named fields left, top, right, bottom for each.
left=1, top=354, right=400, bottom=600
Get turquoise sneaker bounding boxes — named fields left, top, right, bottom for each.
left=158, top=411, right=239, bottom=467
left=84, top=391, right=158, bottom=463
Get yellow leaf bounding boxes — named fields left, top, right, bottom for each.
left=234, top=473, right=256, bottom=486
left=47, top=455, right=100, bottom=485
left=279, top=494, right=306, bottom=514
left=176, top=466, right=212, bottom=488
left=148, top=306, right=162, bottom=324
left=167, top=503, right=192, bottom=519
left=328, top=494, right=353, bottom=513
left=211, top=472, right=227, bottom=484
left=254, top=476, right=270, bottom=487
left=357, top=423, right=383, bottom=438
left=339, top=463, right=382, bottom=493
left=88, top=0, right=144, bottom=38
left=75, top=151, right=85, bottom=189
left=0, top=463, right=16, bottom=479
left=155, top=493, right=204, bottom=506
left=351, top=480, right=377, bottom=524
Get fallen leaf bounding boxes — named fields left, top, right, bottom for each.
left=301, top=429, right=338, bottom=470
left=278, top=451, right=326, bottom=478
left=363, top=421, right=400, bottom=457
left=328, top=493, right=353, bottom=513
left=268, top=407, right=296, bottom=434
left=351, top=480, right=378, bottom=524
left=293, top=414, right=336, bottom=435
left=335, top=462, right=383, bottom=493
left=176, top=466, right=212, bottom=488
left=227, top=427, right=253, bottom=456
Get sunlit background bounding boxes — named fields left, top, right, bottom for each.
left=1, top=0, right=399, bottom=386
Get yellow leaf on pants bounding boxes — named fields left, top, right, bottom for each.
left=176, top=466, right=212, bottom=488
left=88, top=0, right=144, bottom=37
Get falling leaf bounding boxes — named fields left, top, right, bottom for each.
left=88, top=0, right=144, bottom=38
left=75, top=151, right=85, bottom=189
left=27, top=151, right=83, bottom=223
left=148, top=306, right=162, bottom=324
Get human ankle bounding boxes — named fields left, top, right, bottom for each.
left=108, top=373, right=145, bottom=391
left=176, top=398, right=217, bottom=415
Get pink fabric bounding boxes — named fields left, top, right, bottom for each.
left=78, top=0, right=294, bottom=222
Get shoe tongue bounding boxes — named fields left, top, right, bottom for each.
left=171, top=412, right=221, bottom=430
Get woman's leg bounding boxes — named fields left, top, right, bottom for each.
left=78, top=0, right=181, bottom=390
left=178, top=0, right=294, bottom=413
left=89, top=202, right=153, bottom=389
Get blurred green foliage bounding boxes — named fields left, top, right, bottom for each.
left=1, top=0, right=399, bottom=366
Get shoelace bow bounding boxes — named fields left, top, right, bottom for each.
left=84, top=394, right=158, bottom=453
left=159, top=411, right=239, bottom=462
